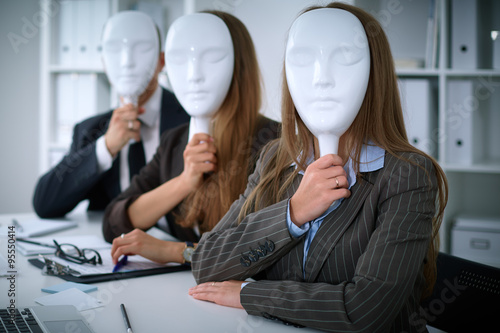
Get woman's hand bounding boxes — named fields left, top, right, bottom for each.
left=189, top=280, right=245, bottom=309
left=179, top=133, right=217, bottom=191
left=290, top=154, right=351, bottom=226
left=110, top=229, right=184, bottom=264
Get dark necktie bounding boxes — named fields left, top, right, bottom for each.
left=128, top=140, right=146, bottom=180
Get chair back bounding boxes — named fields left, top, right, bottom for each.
left=421, top=252, right=500, bottom=331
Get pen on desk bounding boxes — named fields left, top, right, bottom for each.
left=12, top=219, right=23, bottom=232
left=16, top=238, right=56, bottom=248
left=120, top=303, right=133, bottom=333
left=112, top=255, right=128, bottom=273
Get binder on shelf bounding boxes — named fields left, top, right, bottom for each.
left=55, top=72, right=110, bottom=148
left=132, top=2, right=166, bottom=44
left=90, top=0, right=110, bottom=68
left=446, top=80, right=486, bottom=165
left=57, top=0, right=74, bottom=66
left=57, top=0, right=110, bottom=68
left=75, top=0, right=92, bottom=67
left=450, top=0, right=491, bottom=69
left=399, top=79, right=437, bottom=157
left=494, top=31, right=500, bottom=69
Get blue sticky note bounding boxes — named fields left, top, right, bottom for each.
left=41, top=282, right=97, bottom=294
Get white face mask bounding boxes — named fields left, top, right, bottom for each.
left=286, top=8, right=370, bottom=156
left=102, top=11, right=159, bottom=105
left=165, top=13, right=234, bottom=138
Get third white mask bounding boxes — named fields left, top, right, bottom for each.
left=165, top=13, right=234, bottom=140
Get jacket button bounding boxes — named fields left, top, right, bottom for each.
left=258, top=244, right=268, bottom=256
left=265, top=240, right=275, bottom=252
left=248, top=250, right=259, bottom=262
left=255, top=248, right=265, bottom=258
left=240, top=256, right=251, bottom=267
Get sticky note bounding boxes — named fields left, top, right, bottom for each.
left=42, top=282, right=97, bottom=294
left=35, top=288, right=103, bottom=311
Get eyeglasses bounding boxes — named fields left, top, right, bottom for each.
left=53, top=240, right=102, bottom=265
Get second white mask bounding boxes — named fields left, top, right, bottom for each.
left=165, top=13, right=234, bottom=139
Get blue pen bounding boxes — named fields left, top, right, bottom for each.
left=112, top=255, right=128, bottom=273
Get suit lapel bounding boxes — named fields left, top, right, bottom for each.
left=159, top=89, right=189, bottom=134
left=100, top=114, right=121, bottom=199
left=284, top=173, right=306, bottom=279
left=170, top=128, right=189, bottom=177
left=304, top=176, right=373, bottom=282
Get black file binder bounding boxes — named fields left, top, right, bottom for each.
left=28, top=258, right=190, bottom=284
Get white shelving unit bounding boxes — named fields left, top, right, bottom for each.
left=354, top=0, right=500, bottom=253
left=39, top=0, right=500, bottom=253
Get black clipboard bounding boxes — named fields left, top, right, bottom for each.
left=28, top=258, right=190, bottom=284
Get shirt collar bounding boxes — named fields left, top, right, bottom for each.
left=138, top=85, right=162, bottom=127
left=294, top=141, right=386, bottom=190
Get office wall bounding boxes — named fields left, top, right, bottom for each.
left=0, top=0, right=40, bottom=213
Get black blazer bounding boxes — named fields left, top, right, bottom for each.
left=33, top=88, right=189, bottom=218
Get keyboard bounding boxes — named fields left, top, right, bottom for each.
left=0, top=308, right=43, bottom=333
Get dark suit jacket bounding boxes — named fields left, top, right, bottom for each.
left=192, top=145, right=438, bottom=333
left=102, top=116, right=281, bottom=243
left=33, top=88, right=189, bottom=218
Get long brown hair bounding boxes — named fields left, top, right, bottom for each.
left=176, top=10, right=261, bottom=233
left=239, top=2, right=448, bottom=298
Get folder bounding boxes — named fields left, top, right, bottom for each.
left=446, top=80, right=485, bottom=165
left=494, top=33, right=500, bottom=69
left=57, top=0, right=74, bottom=66
left=75, top=0, right=92, bottom=67
left=451, top=0, right=477, bottom=69
left=399, top=79, right=437, bottom=156
left=450, top=0, right=491, bottom=69
left=132, top=2, right=165, bottom=44
left=28, top=249, right=190, bottom=283
left=90, top=0, right=110, bottom=68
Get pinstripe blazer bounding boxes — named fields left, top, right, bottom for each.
left=192, top=145, right=438, bottom=333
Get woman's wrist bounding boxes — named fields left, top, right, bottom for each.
left=289, top=196, right=306, bottom=227
left=175, top=172, right=198, bottom=197
left=165, top=241, right=186, bottom=264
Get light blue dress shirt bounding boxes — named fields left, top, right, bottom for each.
left=240, top=143, right=385, bottom=288
left=287, top=143, right=385, bottom=278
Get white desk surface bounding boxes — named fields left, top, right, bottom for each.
left=0, top=212, right=320, bottom=333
